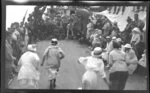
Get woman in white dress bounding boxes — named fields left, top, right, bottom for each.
left=17, top=44, right=40, bottom=89
left=78, top=47, right=110, bottom=89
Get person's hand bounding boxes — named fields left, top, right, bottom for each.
left=12, top=56, right=16, bottom=61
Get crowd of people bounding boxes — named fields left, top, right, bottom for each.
left=5, top=6, right=147, bottom=90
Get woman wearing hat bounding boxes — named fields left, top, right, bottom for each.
left=130, top=27, right=142, bottom=60
left=130, top=27, right=141, bottom=46
left=17, top=44, right=40, bottom=89
left=124, top=44, right=138, bottom=75
left=78, top=47, right=110, bottom=89
left=108, top=41, right=128, bottom=90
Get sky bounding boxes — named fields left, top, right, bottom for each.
left=6, top=5, right=35, bottom=29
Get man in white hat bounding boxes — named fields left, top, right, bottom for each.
left=78, top=47, right=110, bottom=89
left=17, top=44, right=40, bottom=89
left=41, top=38, right=65, bottom=89
left=130, top=27, right=141, bottom=60
left=124, top=44, right=138, bottom=75
left=130, top=27, right=141, bottom=46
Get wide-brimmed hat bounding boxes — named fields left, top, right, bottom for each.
left=132, top=27, right=141, bottom=33
left=91, top=47, right=102, bottom=57
left=27, top=44, right=37, bottom=52
left=124, top=44, right=132, bottom=49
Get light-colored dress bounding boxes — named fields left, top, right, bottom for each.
left=78, top=56, right=106, bottom=89
left=17, top=51, right=40, bottom=89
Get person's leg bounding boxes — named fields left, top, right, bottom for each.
left=116, top=6, right=121, bottom=15
left=49, top=80, right=53, bottom=89
left=113, top=6, right=117, bottom=14
left=134, top=64, right=147, bottom=76
left=66, top=29, right=69, bottom=39
left=137, top=6, right=140, bottom=12
left=122, top=6, right=126, bottom=15
left=118, top=71, right=129, bottom=90
left=109, top=72, right=120, bottom=90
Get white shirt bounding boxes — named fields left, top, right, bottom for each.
left=109, top=49, right=128, bottom=73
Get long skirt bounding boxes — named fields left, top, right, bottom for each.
left=18, top=79, right=39, bottom=89
left=109, top=71, right=129, bottom=90
left=82, top=70, right=99, bottom=89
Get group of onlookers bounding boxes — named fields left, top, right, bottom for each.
left=5, top=22, right=29, bottom=88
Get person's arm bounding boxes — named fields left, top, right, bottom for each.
left=135, top=34, right=141, bottom=45
left=99, top=61, right=110, bottom=88
left=78, top=57, right=88, bottom=66
left=59, top=48, right=65, bottom=59
left=108, top=53, right=113, bottom=68
left=128, top=50, right=138, bottom=64
left=82, top=79, right=90, bottom=89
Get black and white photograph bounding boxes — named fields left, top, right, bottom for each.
left=4, top=1, right=148, bottom=90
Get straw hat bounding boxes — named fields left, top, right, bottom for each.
left=91, top=47, right=102, bottom=57
left=124, top=44, right=132, bottom=49
left=27, top=44, right=37, bottom=52
left=132, top=27, right=141, bottom=33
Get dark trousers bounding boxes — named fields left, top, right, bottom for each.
left=109, top=71, right=129, bottom=90
left=134, top=64, right=147, bottom=76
